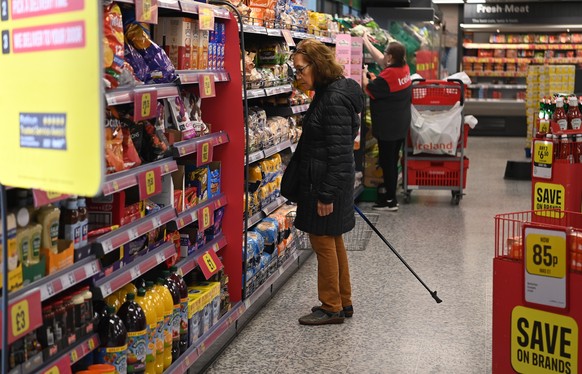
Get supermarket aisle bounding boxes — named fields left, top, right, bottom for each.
left=205, top=137, right=531, bottom=374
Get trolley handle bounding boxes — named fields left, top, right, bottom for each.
left=411, top=78, right=465, bottom=106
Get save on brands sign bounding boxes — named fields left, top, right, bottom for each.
left=511, top=306, right=578, bottom=374
left=463, top=3, right=582, bottom=24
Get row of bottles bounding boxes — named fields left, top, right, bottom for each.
left=3, top=192, right=89, bottom=271
left=544, top=133, right=582, bottom=163
left=537, top=95, right=582, bottom=134
left=97, top=267, right=187, bottom=374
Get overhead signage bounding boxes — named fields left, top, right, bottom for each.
left=0, top=1, right=104, bottom=196
left=464, top=3, right=582, bottom=25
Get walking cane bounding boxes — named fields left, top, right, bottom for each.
left=354, top=205, right=443, bottom=304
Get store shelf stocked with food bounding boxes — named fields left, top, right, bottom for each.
left=1, top=0, right=245, bottom=372
left=462, top=31, right=582, bottom=111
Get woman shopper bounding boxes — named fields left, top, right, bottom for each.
left=289, top=39, right=364, bottom=325
left=362, top=36, right=412, bottom=211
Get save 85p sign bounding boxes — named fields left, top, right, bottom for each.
left=512, top=306, right=578, bottom=373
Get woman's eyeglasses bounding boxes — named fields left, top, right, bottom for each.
left=295, top=64, right=311, bottom=77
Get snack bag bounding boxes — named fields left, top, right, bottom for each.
left=142, top=121, right=171, bottom=162
left=126, top=23, right=177, bottom=84
left=105, top=126, right=125, bottom=173
left=103, top=3, right=125, bottom=88
left=124, top=42, right=150, bottom=83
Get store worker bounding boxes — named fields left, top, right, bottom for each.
left=289, top=39, right=364, bottom=325
left=362, top=35, right=412, bottom=211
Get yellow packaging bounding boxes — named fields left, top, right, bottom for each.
left=145, top=281, right=165, bottom=374
left=189, top=282, right=221, bottom=326
left=153, top=279, right=174, bottom=370
left=41, top=239, right=73, bottom=274
left=0, top=213, right=22, bottom=291
left=188, top=290, right=204, bottom=344
left=135, top=288, right=158, bottom=374
left=198, top=29, right=209, bottom=70
left=191, top=22, right=199, bottom=70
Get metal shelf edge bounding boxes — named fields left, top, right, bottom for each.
left=175, top=234, right=227, bottom=276
left=94, top=242, right=176, bottom=298
left=94, top=206, right=177, bottom=255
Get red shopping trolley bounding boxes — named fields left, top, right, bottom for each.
left=403, top=78, right=469, bottom=205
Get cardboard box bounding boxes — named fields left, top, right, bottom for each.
left=155, top=17, right=192, bottom=70
left=191, top=22, right=199, bottom=69
left=198, top=30, right=209, bottom=70
left=87, top=191, right=143, bottom=231
left=42, top=239, right=74, bottom=275
left=188, top=290, right=204, bottom=342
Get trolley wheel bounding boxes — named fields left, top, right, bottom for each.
left=403, top=191, right=411, bottom=204
left=451, top=191, right=462, bottom=205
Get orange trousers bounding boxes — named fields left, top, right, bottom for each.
left=309, top=234, right=352, bottom=313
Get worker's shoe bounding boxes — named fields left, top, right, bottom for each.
left=311, top=305, right=353, bottom=318
left=299, top=309, right=344, bottom=325
left=373, top=199, right=398, bottom=211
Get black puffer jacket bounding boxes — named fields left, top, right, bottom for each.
left=293, top=78, right=364, bottom=236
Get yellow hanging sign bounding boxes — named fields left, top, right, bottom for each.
left=0, top=1, right=103, bottom=196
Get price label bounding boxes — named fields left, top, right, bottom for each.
left=11, top=299, right=29, bottom=338
left=138, top=168, right=162, bottom=200
left=86, top=261, right=100, bottom=276
left=526, top=232, right=566, bottom=278
left=267, top=28, right=282, bottom=37
left=198, top=74, right=216, bottom=99
left=128, top=227, right=139, bottom=241
left=198, top=5, right=215, bottom=31
left=134, top=89, right=158, bottom=121
left=41, top=354, right=71, bottom=374
left=130, top=267, right=142, bottom=279
left=178, top=218, right=185, bottom=228
left=282, top=30, right=295, bottom=47
left=196, top=249, right=223, bottom=279
left=88, top=337, right=95, bottom=350
left=524, top=227, right=567, bottom=308
left=102, top=283, right=113, bottom=297
left=102, top=240, right=114, bottom=254
left=153, top=216, right=163, bottom=228
left=61, top=272, right=75, bottom=288
left=179, top=0, right=198, bottom=13
left=70, top=349, right=78, bottom=363
left=197, top=206, right=214, bottom=231
left=156, top=252, right=164, bottom=263
left=43, top=283, right=56, bottom=300
left=196, top=140, right=213, bottom=166
left=135, top=0, right=158, bottom=24
left=533, top=140, right=553, bottom=179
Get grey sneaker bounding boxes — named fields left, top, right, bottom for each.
left=299, top=309, right=345, bottom=325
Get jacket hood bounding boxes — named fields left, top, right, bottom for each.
left=326, top=77, right=365, bottom=114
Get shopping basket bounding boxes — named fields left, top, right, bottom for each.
left=287, top=211, right=379, bottom=251
left=495, top=209, right=582, bottom=269
left=343, top=212, right=379, bottom=251
left=403, top=78, right=468, bottom=205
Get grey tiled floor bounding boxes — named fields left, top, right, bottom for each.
left=205, top=137, right=532, bottom=373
